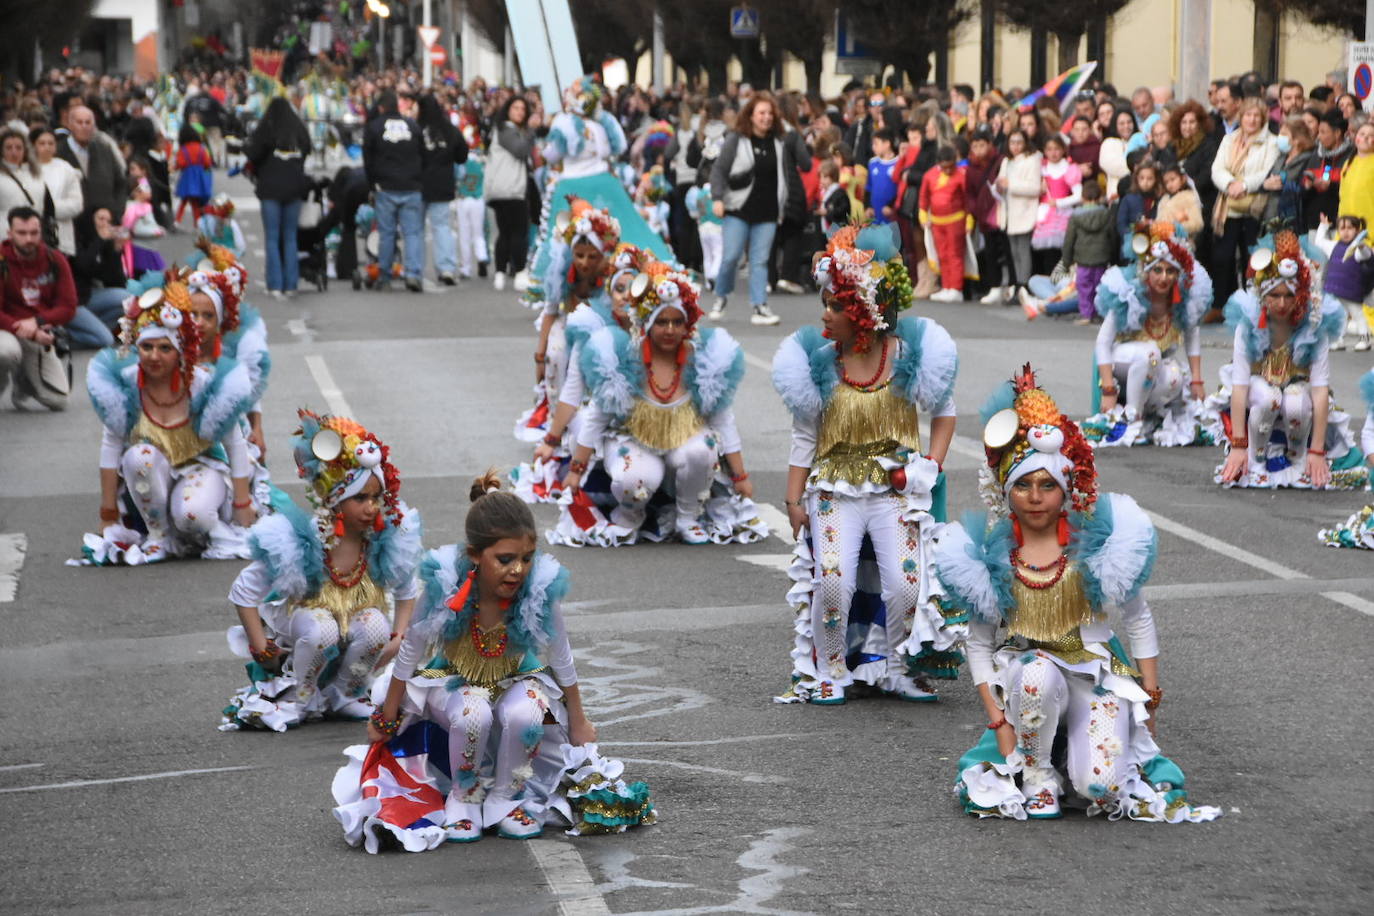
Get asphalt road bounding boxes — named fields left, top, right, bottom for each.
left=2, top=177, right=1372, bottom=916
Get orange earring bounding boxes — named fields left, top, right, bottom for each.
left=373, top=513, right=385, bottom=532
left=1012, top=516, right=1024, bottom=546
left=333, top=515, right=345, bottom=538
left=1057, top=512, right=1071, bottom=546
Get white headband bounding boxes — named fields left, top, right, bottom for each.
left=325, top=466, right=385, bottom=508
left=1004, top=450, right=1072, bottom=496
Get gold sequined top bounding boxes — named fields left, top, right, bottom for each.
left=1007, top=563, right=1138, bottom=676
left=130, top=412, right=212, bottom=468
left=813, top=382, right=921, bottom=487
left=415, top=624, right=545, bottom=689
left=625, top=398, right=703, bottom=451
left=307, top=572, right=385, bottom=639
left=1252, top=342, right=1306, bottom=388
left=1117, top=316, right=1182, bottom=353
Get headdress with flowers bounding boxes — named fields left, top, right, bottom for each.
left=812, top=223, right=914, bottom=352
left=564, top=75, right=606, bottom=118
left=626, top=259, right=703, bottom=333
left=1245, top=230, right=1313, bottom=327
left=558, top=196, right=621, bottom=253
left=290, top=408, right=403, bottom=546
left=203, top=193, right=235, bottom=220
left=119, top=270, right=202, bottom=391
left=1130, top=220, right=1194, bottom=278
left=609, top=242, right=646, bottom=286
left=979, top=364, right=1097, bottom=517
left=182, top=258, right=242, bottom=349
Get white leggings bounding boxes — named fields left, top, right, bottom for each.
left=1008, top=652, right=1132, bottom=802
left=1109, top=341, right=1186, bottom=417
left=287, top=605, right=390, bottom=706
left=699, top=224, right=723, bottom=284
left=1244, top=376, right=1313, bottom=463
left=424, top=678, right=551, bottom=825
left=455, top=197, right=488, bottom=277
left=606, top=430, right=717, bottom=529
left=808, top=490, right=923, bottom=685
left=119, top=445, right=226, bottom=543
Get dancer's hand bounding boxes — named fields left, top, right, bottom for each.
left=1189, top=380, right=1207, bottom=402
left=1220, top=448, right=1248, bottom=482
left=376, top=632, right=403, bottom=668
left=563, top=469, right=583, bottom=494
left=533, top=441, right=556, bottom=464
left=569, top=714, right=597, bottom=747
left=1306, top=452, right=1331, bottom=489
left=786, top=501, right=808, bottom=538
left=247, top=425, right=267, bottom=460
left=1099, top=391, right=1118, bottom=413
left=733, top=476, right=754, bottom=500
left=233, top=504, right=258, bottom=528
left=994, top=721, right=1016, bottom=757
left=366, top=720, right=391, bottom=744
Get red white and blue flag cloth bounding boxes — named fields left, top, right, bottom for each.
left=332, top=723, right=452, bottom=853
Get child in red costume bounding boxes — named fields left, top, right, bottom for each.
left=918, top=146, right=972, bottom=302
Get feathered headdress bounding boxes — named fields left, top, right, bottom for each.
left=627, top=259, right=703, bottom=333
left=1246, top=230, right=1313, bottom=327
left=291, top=408, right=403, bottom=545
left=979, top=364, right=1097, bottom=516
left=564, top=74, right=606, bottom=118
left=119, top=270, right=201, bottom=391
left=812, top=223, right=914, bottom=352
left=193, top=236, right=249, bottom=335
left=203, top=193, right=235, bottom=219
left=557, top=196, right=621, bottom=253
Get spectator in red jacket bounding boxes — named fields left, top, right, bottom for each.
left=1, top=206, right=78, bottom=411
left=918, top=146, right=972, bottom=302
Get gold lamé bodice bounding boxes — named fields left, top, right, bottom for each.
left=305, top=572, right=385, bottom=638
left=814, top=382, right=921, bottom=487
left=625, top=398, right=704, bottom=451
left=1252, top=342, right=1306, bottom=388
left=130, top=411, right=211, bottom=467
left=1006, top=563, right=1138, bottom=676
left=416, top=623, right=542, bottom=690
left=1117, top=315, right=1182, bottom=353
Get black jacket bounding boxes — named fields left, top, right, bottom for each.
left=363, top=112, right=424, bottom=193
left=244, top=132, right=312, bottom=202
left=420, top=120, right=468, bottom=202
left=71, top=236, right=127, bottom=302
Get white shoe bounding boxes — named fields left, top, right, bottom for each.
left=1355, top=337, right=1372, bottom=352
left=750, top=304, right=781, bottom=326
left=881, top=674, right=938, bottom=703
left=979, top=287, right=1004, bottom=305
left=777, top=279, right=805, bottom=295
left=930, top=288, right=962, bottom=302
left=1024, top=783, right=1063, bottom=818
left=497, top=806, right=542, bottom=839
left=708, top=296, right=728, bottom=320
left=675, top=519, right=710, bottom=544
left=1330, top=336, right=1346, bottom=351
left=493, top=271, right=507, bottom=291
left=512, top=270, right=531, bottom=292
left=443, top=818, right=482, bottom=843
left=809, top=680, right=846, bottom=705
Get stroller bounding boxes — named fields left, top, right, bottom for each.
left=296, top=176, right=331, bottom=291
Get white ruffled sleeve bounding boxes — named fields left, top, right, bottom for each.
left=547, top=601, right=578, bottom=686
left=557, top=342, right=586, bottom=407
left=1095, top=311, right=1119, bottom=365
left=100, top=426, right=124, bottom=469
left=966, top=620, right=999, bottom=685
left=710, top=406, right=742, bottom=455
left=1362, top=412, right=1374, bottom=456
left=1119, top=593, right=1159, bottom=660
left=393, top=573, right=419, bottom=602
left=228, top=560, right=272, bottom=607
left=789, top=411, right=818, bottom=468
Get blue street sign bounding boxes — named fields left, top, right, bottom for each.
left=730, top=6, right=760, bottom=39
left=834, top=12, right=874, bottom=60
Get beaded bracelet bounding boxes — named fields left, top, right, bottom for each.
left=543, top=432, right=561, bottom=447
left=370, top=709, right=402, bottom=736
left=730, top=471, right=749, bottom=484
left=250, top=639, right=280, bottom=663
left=232, top=499, right=253, bottom=510
left=1144, top=687, right=1164, bottom=711
left=1230, top=437, right=1249, bottom=450
left=1308, top=448, right=1327, bottom=457
left=568, top=459, right=588, bottom=474
left=986, top=717, right=1008, bottom=730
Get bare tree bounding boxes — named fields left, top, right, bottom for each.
left=846, top=0, right=975, bottom=87
left=998, top=0, right=1131, bottom=73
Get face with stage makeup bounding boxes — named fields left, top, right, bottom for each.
left=609, top=271, right=633, bottom=325
left=572, top=240, right=606, bottom=283
left=188, top=290, right=219, bottom=349
left=336, top=474, right=383, bottom=535
left=1008, top=468, right=1066, bottom=536
left=470, top=534, right=538, bottom=604
left=137, top=336, right=180, bottom=383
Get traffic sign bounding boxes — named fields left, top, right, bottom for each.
left=834, top=12, right=878, bottom=77
left=730, top=5, right=759, bottom=39
left=429, top=45, right=447, bottom=67
left=1349, top=42, right=1374, bottom=112
left=418, top=25, right=440, bottom=49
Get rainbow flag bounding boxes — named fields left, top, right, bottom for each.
left=1018, top=61, right=1098, bottom=114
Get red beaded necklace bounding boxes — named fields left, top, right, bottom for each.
left=470, top=618, right=509, bottom=657
left=1011, top=548, right=1069, bottom=589
left=139, top=391, right=191, bottom=428
left=643, top=339, right=687, bottom=402
left=325, top=548, right=369, bottom=588
left=837, top=337, right=889, bottom=391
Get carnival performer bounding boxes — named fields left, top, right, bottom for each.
left=549, top=261, right=767, bottom=546
left=195, top=193, right=247, bottom=258
left=945, top=365, right=1221, bottom=823
left=772, top=224, right=963, bottom=705
left=332, top=473, right=655, bottom=850
left=1207, top=231, right=1368, bottom=489
left=80, top=271, right=256, bottom=566
left=525, top=76, right=674, bottom=313
left=220, top=410, right=423, bottom=731
left=512, top=240, right=644, bottom=504
left=1318, top=369, right=1374, bottom=548
left=1083, top=222, right=1213, bottom=448
left=514, top=199, right=619, bottom=446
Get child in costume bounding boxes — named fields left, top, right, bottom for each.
left=918, top=145, right=972, bottom=302
left=945, top=365, right=1221, bottom=823
left=772, top=224, right=963, bottom=705
left=195, top=193, right=246, bottom=259
left=514, top=199, right=619, bottom=446
left=81, top=272, right=256, bottom=566
left=1206, top=231, right=1368, bottom=489
left=1083, top=222, right=1213, bottom=448
left=635, top=165, right=672, bottom=240
left=1318, top=369, right=1374, bottom=548
left=121, top=158, right=165, bottom=239
left=174, top=124, right=214, bottom=227
left=551, top=262, right=766, bottom=546
left=220, top=410, right=422, bottom=731
left=1310, top=213, right=1374, bottom=351
left=333, top=473, right=655, bottom=850
left=686, top=180, right=723, bottom=289
left=454, top=155, right=489, bottom=280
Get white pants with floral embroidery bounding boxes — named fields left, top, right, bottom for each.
left=287, top=606, right=390, bottom=709
left=605, top=429, right=718, bottom=529
left=1108, top=341, right=1187, bottom=418
left=119, top=444, right=227, bottom=548
left=1243, top=375, right=1313, bottom=466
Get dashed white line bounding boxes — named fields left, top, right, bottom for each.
left=0, top=532, right=27, bottom=602
left=528, top=839, right=613, bottom=916
left=0, top=766, right=253, bottom=794
left=304, top=354, right=354, bottom=417
left=0, top=762, right=42, bottom=773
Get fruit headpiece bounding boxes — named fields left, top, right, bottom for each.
left=564, top=74, right=606, bottom=118
left=203, top=193, right=235, bottom=219
left=291, top=409, right=403, bottom=543
left=1129, top=220, right=1193, bottom=276
left=556, top=196, right=621, bottom=253
left=119, top=270, right=201, bottom=390
left=812, top=223, right=914, bottom=352
left=627, top=259, right=702, bottom=333
left=638, top=164, right=670, bottom=202
left=609, top=242, right=647, bottom=288
left=1246, top=230, right=1313, bottom=326
left=979, top=364, right=1097, bottom=516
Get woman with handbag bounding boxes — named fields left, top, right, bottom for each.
left=1209, top=98, right=1281, bottom=310
left=0, top=129, right=50, bottom=242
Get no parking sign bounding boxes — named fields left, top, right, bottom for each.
left=1349, top=42, right=1374, bottom=112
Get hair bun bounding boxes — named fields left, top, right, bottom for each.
left=469, top=468, right=504, bottom=503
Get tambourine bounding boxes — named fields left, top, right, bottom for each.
left=1249, top=248, right=1274, bottom=272
left=1130, top=233, right=1150, bottom=256
left=311, top=428, right=344, bottom=461
left=555, top=209, right=573, bottom=234
left=629, top=272, right=652, bottom=300
left=138, top=289, right=165, bottom=310
left=983, top=408, right=1020, bottom=449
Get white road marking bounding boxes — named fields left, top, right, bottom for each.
left=229, top=195, right=260, bottom=213
left=601, top=733, right=808, bottom=748
left=0, top=762, right=42, bottom=773
left=1145, top=510, right=1309, bottom=581
left=754, top=502, right=794, bottom=544
left=304, top=354, right=353, bottom=417
left=285, top=318, right=309, bottom=339
left=617, top=756, right=787, bottom=785
left=529, top=840, right=613, bottom=916
left=742, top=350, right=771, bottom=374
left=1321, top=591, right=1374, bottom=617
left=0, top=532, right=26, bottom=602
left=0, top=765, right=252, bottom=794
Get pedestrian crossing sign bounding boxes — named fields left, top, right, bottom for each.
left=730, top=5, right=759, bottom=39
